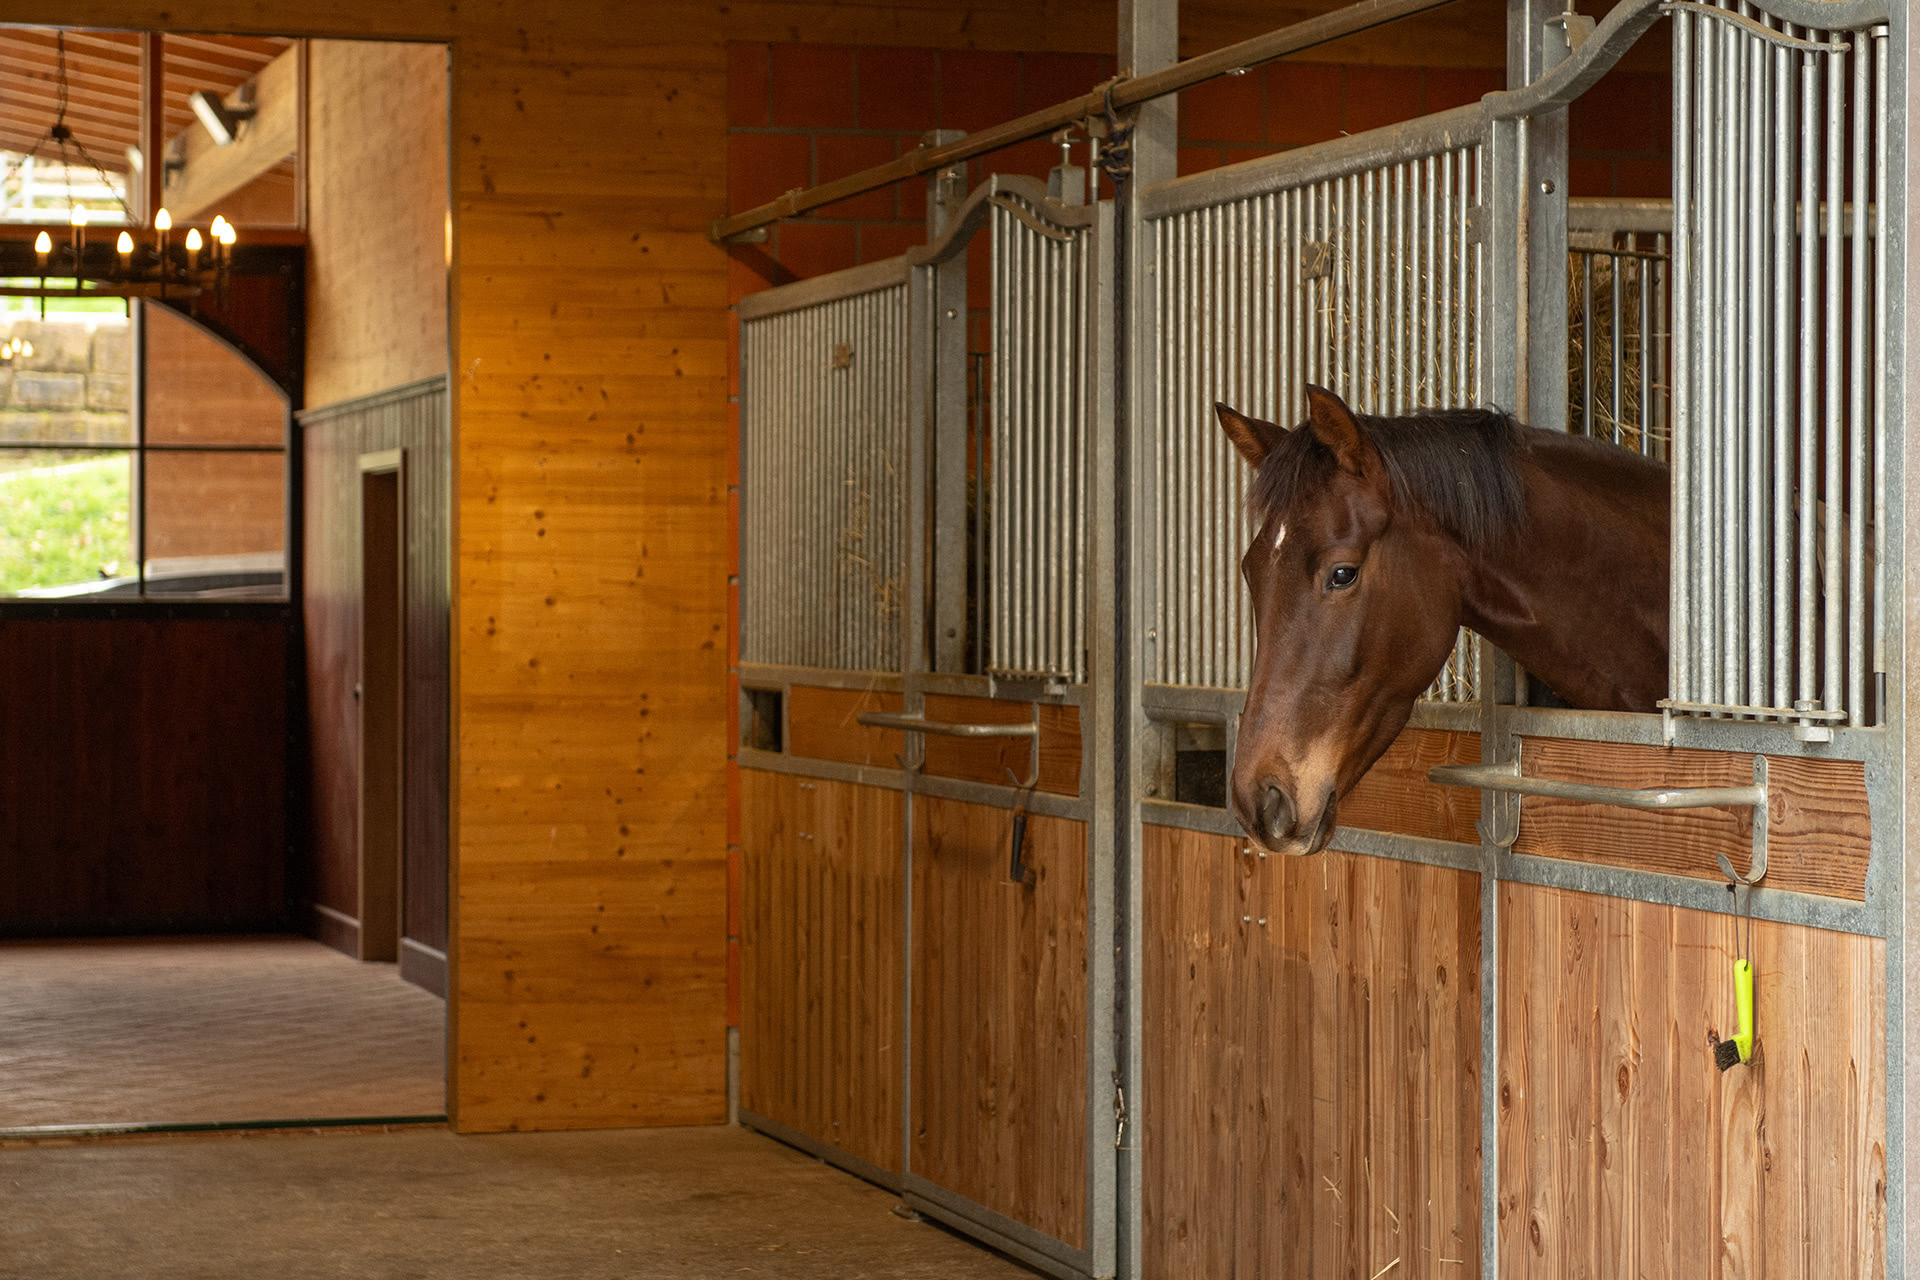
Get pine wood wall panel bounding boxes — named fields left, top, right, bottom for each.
left=783, top=684, right=904, bottom=767
left=1341, top=727, right=1482, bottom=844
left=306, top=39, right=449, bottom=408
left=919, top=695, right=1081, bottom=795
left=738, top=769, right=901, bottom=1172
left=911, top=795, right=1087, bottom=1249
left=1510, top=738, right=1870, bottom=899
left=0, top=615, right=288, bottom=934
left=1143, top=826, right=1483, bottom=1279
left=300, top=380, right=451, bottom=967
left=1497, top=883, right=1885, bottom=1279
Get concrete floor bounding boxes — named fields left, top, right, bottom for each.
left=0, top=1123, right=1036, bottom=1280
left=0, top=936, right=443, bottom=1129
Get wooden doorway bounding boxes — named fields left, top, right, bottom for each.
left=357, top=450, right=404, bottom=963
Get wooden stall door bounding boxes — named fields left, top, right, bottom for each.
left=910, top=793, right=1088, bottom=1250
left=739, top=770, right=902, bottom=1176
left=1142, top=827, right=1483, bottom=1279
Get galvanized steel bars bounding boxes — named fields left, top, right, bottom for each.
left=738, top=263, right=911, bottom=672
left=1665, top=0, right=1885, bottom=730
left=988, top=193, right=1094, bottom=682
left=1143, top=126, right=1486, bottom=698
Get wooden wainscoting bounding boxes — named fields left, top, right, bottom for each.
left=1342, top=727, right=1482, bottom=844
left=1511, top=738, right=1870, bottom=899
left=1497, top=882, right=1885, bottom=1279
left=1143, top=826, right=1483, bottom=1279
left=911, top=794, right=1087, bottom=1248
left=739, top=769, right=901, bottom=1174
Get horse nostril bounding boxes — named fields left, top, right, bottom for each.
left=1258, top=780, right=1294, bottom=843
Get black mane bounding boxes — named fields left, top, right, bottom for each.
left=1245, top=407, right=1528, bottom=551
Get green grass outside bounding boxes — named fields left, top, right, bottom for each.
left=0, top=452, right=132, bottom=593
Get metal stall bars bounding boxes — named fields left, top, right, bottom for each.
left=988, top=183, right=1094, bottom=684
left=1567, top=197, right=1671, bottom=459
left=738, top=261, right=910, bottom=675
left=1664, top=0, right=1888, bottom=738
left=1141, top=109, right=1489, bottom=718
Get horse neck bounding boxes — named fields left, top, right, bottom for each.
left=1452, top=433, right=1670, bottom=712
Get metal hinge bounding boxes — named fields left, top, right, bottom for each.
left=1112, top=1079, right=1128, bottom=1150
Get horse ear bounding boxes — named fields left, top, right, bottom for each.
left=1304, top=385, right=1371, bottom=475
left=1215, top=402, right=1289, bottom=467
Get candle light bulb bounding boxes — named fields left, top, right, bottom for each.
left=117, top=231, right=134, bottom=257
left=185, top=227, right=203, bottom=251
left=210, top=215, right=230, bottom=239
left=154, top=208, right=171, bottom=232
left=70, top=207, right=88, bottom=228
left=34, top=230, right=50, bottom=257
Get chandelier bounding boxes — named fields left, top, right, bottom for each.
left=2, top=31, right=240, bottom=310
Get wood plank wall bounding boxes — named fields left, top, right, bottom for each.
left=305, top=39, right=449, bottom=407
left=22, top=0, right=1508, bottom=1134
left=738, top=769, right=901, bottom=1173
left=301, top=379, right=451, bottom=987
left=1143, top=825, right=1483, bottom=1279
left=1498, top=883, right=1885, bottom=1279
left=0, top=613, right=289, bottom=934
left=911, top=795, right=1087, bottom=1249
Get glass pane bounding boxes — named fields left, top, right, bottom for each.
left=0, top=449, right=135, bottom=596
left=0, top=29, right=137, bottom=226
left=163, top=35, right=300, bottom=228
left=143, top=303, right=287, bottom=446
left=143, top=450, right=285, bottom=598
left=0, top=308, right=136, bottom=446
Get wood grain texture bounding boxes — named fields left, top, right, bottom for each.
left=784, top=684, right=904, bottom=767
left=1342, top=727, right=1482, bottom=844
left=1143, top=825, right=1482, bottom=1279
left=912, top=795, right=1086, bottom=1248
left=300, top=380, right=450, bottom=957
left=0, top=614, right=289, bottom=934
left=1497, top=883, right=1885, bottom=1279
left=305, top=40, right=449, bottom=408
left=919, top=695, right=1080, bottom=795
left=739, top=769, right=901, bottom=1172
left=1511, top=738, right=1870, bottom=899
left=166, top=42, right=298, bottom=222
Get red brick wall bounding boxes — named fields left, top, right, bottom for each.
left=1568, top=68, right=1672, bottom=199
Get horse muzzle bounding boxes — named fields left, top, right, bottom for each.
left=1233, top=776, right=1336, bottom=856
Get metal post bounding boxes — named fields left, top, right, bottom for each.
left=928, top=134, right=969, bottom=674
left=1116, top=3, right=1176, bottom=1275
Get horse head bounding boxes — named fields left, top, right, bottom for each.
left=1216, top=386, right=1476, bottom=856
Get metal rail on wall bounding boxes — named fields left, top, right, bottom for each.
left=707, top=0, right=1462, bottom=243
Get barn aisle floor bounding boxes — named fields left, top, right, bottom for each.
left=0, top=935, right=443, bottom=1130
left=0, top=1124, right=1034, bottom=1279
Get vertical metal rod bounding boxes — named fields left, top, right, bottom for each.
left=1798, top=45, right=1820, bottom=710
left=1747, top=10, right=1769, bottom=710
left=1823, top=40, right=1845, bottom=715
left=1610, top=252, right=1624, bottom=446
left=1672, top=9, right=1694, bottom=703
left=1582, top=252, right=1595, bottom=435
left=992, top=207, right=1008, bottom=674
left=1638, top=255, right=1653, bottom=456
left=1772, top=25, right=1794, bottom=711
left=1439, top=154, right=1455, bottom=403
left=1846, top=33, right=1869, bottom=724
left=1718, top=14, right=1741, bottom=709
left=1870, top=29, right=1887, bottom=712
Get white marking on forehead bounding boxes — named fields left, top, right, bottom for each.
left=1271, top=523, right=1287, bottom=554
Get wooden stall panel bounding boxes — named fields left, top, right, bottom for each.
left=920, top=695, right=1080, bottom=796
left=1511, top=738, right=1870, bottom=899
left=1342, top=728, right=1482, bottom=844
left=1143, top=827, right=1483, bottom=1279
left=739, top=769, right=901, bottom=1173
left=1498, top=883, right=1885, bottom=1280
left=783, top=684, right=904, bottom=767
left=911, top=795, right=1087, bottom=1248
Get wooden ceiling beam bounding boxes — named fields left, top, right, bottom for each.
left=162, top=42, right=298, bottom=222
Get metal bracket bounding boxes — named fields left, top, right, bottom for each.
left=1429, top=745, right=1771, bottom=883
left=855, top=708, right=1043, bottom=789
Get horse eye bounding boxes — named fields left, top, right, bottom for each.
left=1327, top=564, right=1359, bottom=591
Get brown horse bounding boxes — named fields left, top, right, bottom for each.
left=1217, top=385, right=1668, bottom=855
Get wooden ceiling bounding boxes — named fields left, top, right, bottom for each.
left=0, top=29, right=292, bottom=173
